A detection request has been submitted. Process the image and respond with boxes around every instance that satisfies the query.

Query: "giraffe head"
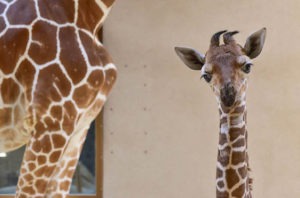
[175,28,266,108]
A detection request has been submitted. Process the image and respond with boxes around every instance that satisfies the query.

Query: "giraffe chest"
[0,0,117,153]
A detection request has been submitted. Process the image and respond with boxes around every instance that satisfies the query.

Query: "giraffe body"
[175,28,266,198]
[0,0,116,197]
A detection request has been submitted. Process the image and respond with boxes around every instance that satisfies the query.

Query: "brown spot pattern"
[0,108,12,126]
[232,183,246,197]
[15,59,36,101]
[0,2,6,14]
[52,134,66,148]
[37,156,47,165]
[59,26,87,84]
[7,0,37,25]
[225,168,239,189]
[238,166,247,179]
[232,138,245,148]
[50,151,61,163]
[77,0,103,32]
[0,17,6,33]
[29,21,57,64]
[34,165,55,177]
[87,70,105,89]
[34,64,72,114]
[23,173,34,181]
[217,181,225,188]
[231,151,246,165]
[59,181,70,191]
[24,150,37,162]
[73,84,97,108]
[1,78,20,104]
[35,179,47,193]
[28,163,36,171]
[34,122,47,137]
[38,0,75,24]
[102,68,117,95]
[50,106,63,121]
[216,168,223,178]
[0,28,29,74]
[79,31,112,66]
[41,135,52,153]
[229,126,245,141]
[62,101,77,134]
[44,117,60,131]
[23,186,35,195]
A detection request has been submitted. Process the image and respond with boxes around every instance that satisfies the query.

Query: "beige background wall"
[102,1,300,197]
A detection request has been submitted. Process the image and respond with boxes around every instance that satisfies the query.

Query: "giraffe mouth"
[220,83,236,107]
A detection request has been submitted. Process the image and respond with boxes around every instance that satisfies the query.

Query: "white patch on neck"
[220,123,229,134]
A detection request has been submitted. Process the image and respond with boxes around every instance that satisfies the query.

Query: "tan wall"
[103,1,300,197]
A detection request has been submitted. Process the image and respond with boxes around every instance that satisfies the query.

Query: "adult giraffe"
[175,28,266,197]
[0,0,116,197]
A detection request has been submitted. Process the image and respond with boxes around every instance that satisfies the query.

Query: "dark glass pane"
[0,146,25,194]
[71,122,96,194]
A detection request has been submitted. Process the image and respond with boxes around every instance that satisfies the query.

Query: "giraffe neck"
[34,0,115,37]
[75,0,115,36]
[216,97,252,198]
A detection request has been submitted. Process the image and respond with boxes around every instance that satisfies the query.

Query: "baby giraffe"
[175,28,266,198]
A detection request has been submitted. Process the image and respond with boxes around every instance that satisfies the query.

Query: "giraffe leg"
[45,97,108,197]
[15,128,71,198]
[15,126,90,198]
[16,96,106,197]
[45,128,89,198]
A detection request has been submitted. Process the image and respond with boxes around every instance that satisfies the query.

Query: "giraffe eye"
[201,73,212,83]
[241,63,253,74]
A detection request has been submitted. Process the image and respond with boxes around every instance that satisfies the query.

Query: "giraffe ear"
[174,47,205,70]
[244,28,266,59]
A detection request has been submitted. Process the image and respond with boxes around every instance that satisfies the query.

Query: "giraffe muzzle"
[220,83,236,107]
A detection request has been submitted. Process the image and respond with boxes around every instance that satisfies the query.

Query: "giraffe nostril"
[220,83,236,107]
